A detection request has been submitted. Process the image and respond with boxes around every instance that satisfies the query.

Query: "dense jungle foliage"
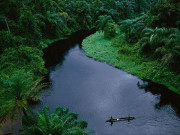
[0,0,179,134]
[21,106,92,135]
[119,1,180,71]
[83,0,180,93]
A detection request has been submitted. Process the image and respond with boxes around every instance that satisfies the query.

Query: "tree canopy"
[0,0,180,134]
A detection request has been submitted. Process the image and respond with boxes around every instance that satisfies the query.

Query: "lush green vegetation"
[82,0,180,94]
[21,106,93,135]
[0,70,46,121]
[1,0,179,134]
[82,32,180,93]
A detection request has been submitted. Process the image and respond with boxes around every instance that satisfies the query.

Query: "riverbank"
[82,31,180,94]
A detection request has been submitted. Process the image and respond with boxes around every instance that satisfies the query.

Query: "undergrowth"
[82,31,180,94]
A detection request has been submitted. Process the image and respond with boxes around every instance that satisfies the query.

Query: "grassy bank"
[82,32,180,94]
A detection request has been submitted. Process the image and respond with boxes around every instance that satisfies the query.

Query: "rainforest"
[0,0,180,135]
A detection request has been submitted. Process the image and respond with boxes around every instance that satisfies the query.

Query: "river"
[34,31,180,135]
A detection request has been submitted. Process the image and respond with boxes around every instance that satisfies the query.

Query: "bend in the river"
[34,30,180,135]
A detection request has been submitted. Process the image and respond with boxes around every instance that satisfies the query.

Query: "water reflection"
[137,81,180,117]
[40,30,180,135]
[42,30,95,82]
[43,30,95,68]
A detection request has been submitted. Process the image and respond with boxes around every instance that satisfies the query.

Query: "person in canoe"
[106,115,135,126]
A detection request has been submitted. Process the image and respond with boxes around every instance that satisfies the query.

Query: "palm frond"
[22,106,90,135]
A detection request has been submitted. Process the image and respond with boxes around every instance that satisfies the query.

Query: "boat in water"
[106,116,135,126]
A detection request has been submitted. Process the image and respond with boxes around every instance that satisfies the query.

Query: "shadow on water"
[41,29,180,135]
[42,29,95,82]
[43,29,95,68]
[43,29,180,119]
[137,81,180,117]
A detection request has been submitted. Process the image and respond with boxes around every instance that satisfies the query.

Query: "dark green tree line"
[0,0,160,134]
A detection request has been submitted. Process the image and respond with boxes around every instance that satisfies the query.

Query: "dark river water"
[35,31,180,135]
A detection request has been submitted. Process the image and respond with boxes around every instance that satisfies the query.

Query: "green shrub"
[0,31,25,53]
[0,46,47,76]
[0,69,46,122]
[140,27,180,71]
[96,15,113,31]
[147,2,180,28]
[21,106,93,135]
[104,22,119,39]
[119,15,147,43]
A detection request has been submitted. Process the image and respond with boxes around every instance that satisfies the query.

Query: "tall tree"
[0,70,46,123]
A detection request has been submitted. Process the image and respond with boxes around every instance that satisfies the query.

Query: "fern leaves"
[21,106,91,135]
